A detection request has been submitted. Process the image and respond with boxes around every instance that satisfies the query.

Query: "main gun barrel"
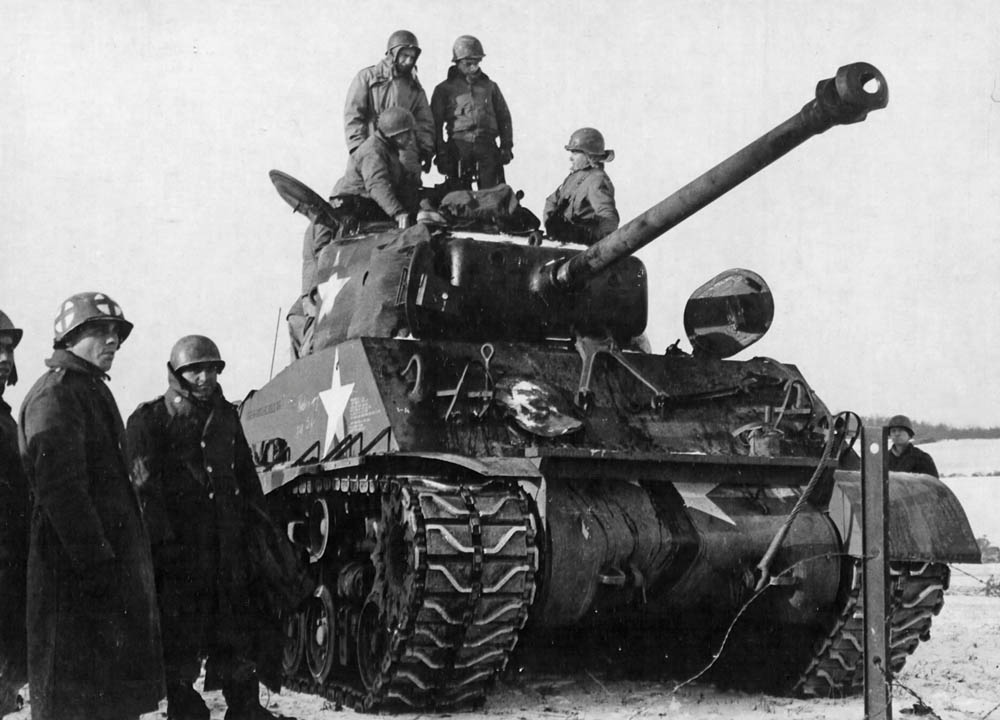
[548,62,888,291]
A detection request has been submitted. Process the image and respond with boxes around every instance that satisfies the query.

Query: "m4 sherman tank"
[241,62,980,711]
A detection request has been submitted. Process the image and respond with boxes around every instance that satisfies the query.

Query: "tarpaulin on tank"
[310,224,431,351]
[829,470,980,562]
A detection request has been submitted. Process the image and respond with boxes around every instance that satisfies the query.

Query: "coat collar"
[446,65,492,84]
[375,55,422,85]
[165,363,227,413]
[45,348,110,379]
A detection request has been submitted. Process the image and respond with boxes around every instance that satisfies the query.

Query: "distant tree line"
[864,416,1000,443]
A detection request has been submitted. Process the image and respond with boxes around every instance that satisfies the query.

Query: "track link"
[793,560,948,697]
[281,473,537,712]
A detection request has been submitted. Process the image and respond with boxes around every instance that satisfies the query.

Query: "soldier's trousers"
[163,608,254,702]
[446,136,505,190]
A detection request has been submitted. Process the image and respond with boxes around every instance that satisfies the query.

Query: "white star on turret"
[672,483,736,526]
[318,349,354,456]
[316,273,350,320]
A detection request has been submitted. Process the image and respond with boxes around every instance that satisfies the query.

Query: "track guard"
[828,470,980,563]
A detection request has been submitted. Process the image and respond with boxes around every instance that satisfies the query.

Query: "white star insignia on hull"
[318,349,355,456]
[317,273,350,321]
[672,482,736,526]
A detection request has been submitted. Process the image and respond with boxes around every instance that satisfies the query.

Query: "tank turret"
[243,62,979,713]
[287,64,886,352]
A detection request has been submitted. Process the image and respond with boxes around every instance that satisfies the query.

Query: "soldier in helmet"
[126,336,293,720]
[330,106,420,231]
[344,30,435,180]
[431,35,514,190]
[18,292,164,720]
[0,310,28,716]
[886,414,939,477]
[543,128,620,245]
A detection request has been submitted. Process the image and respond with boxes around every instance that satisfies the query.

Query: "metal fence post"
[862,424,892,720]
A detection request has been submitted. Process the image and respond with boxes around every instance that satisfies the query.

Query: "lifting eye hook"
[401,353,427,401]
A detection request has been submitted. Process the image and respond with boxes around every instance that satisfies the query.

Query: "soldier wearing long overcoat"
[127,335,286,720]
[18,293,163,720]
[0,310,28,716]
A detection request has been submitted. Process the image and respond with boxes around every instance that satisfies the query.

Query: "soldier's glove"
[395,213,411,229]
[500,148,514,165]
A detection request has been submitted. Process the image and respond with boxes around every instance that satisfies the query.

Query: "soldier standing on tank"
[18,292,164,720]
[431,35,514,190]
[345,30,435,182]
[331,107,420,231]
[0,310,28,717]
[886,414,939,477]
[543,128,620,245]
[127,336,293,720]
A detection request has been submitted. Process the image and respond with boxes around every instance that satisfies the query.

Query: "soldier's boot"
[166,682,210,720]
[222,672,297,720]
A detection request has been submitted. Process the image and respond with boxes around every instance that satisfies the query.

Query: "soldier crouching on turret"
[329,107,421,233]
[127,337,298,720]
[431,35,514,191]
[543,127,620,245]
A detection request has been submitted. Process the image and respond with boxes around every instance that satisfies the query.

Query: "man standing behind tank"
[331,107,420,230]
[0,310,28,716]
[543,128,620,245]
[126,336,289,720]
[886,414,939,477]
[345,30,435,181]
[18,292,163,720]
[431,35,513,190]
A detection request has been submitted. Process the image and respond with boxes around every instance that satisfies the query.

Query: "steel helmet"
[53,292,133,347]
[377,106,416,137]
[565,127,615,162]
[0,309,22,386]
[887,414,914,437]
[0,310,23,348]
[169,335,225,373]
[386,30,421,57]
[452,35,485,62]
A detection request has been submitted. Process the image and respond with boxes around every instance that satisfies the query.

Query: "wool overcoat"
[0,395,28,714]
[18,350,164,720]
[126,374,262,656]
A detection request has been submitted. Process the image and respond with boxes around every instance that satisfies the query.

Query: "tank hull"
[241,337,978,709]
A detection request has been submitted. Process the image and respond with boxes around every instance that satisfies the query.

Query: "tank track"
[793,560,948,697]
[281,473,538,712]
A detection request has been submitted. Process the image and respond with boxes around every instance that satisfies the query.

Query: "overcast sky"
[3,1,999,432]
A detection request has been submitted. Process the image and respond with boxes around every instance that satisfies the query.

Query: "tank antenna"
[269,306,282,379]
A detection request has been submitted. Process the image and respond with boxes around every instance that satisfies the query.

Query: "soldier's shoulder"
[128,396,168,422]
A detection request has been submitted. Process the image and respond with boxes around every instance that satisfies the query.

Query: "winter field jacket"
[331,132,418,218]
[344,55,435,162]
[544,166,620,245]
[431,66,513,154]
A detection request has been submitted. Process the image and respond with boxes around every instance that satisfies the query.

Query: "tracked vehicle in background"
[240,62,980,711]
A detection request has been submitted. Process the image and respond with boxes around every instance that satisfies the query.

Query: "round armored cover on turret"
[269,170,339,228]
[683,268,774,359]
